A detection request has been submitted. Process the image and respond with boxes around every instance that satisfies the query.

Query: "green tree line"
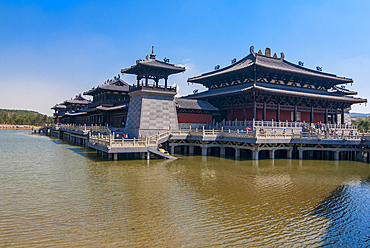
[357,117,370,133]
[0,109,52,125]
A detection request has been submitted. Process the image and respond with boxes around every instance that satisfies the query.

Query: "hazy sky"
[1,0,370,116]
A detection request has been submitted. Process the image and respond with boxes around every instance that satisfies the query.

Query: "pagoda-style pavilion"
[84,76,130,127]
[56,94,90,124]
[51,104,66,124]
[121,46,185,88]
[187,46,366,124]
[121,47,186,137]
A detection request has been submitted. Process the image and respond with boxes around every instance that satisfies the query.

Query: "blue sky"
[1,0,370,116]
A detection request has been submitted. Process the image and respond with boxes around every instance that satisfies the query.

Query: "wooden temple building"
[187,46,366,125]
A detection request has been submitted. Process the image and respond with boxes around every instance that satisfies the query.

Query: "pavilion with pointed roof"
[186,46,366,124]
[121,46,185,88]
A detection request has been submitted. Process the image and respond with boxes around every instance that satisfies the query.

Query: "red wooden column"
[263,102,267,121]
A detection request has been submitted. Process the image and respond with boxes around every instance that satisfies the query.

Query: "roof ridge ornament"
[265,47,271,57]
[280,52,285,60]
[250,46,256,56]
[150,45,156,59]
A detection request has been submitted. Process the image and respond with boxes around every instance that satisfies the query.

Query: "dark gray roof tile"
[176,98,218,111]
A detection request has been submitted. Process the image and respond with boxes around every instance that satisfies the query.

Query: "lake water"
[1,130,370,247]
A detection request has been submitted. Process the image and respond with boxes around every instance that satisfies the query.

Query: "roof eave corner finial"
[250,46,256,56]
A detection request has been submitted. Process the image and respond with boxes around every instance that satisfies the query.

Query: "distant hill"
[350,113,370,118]
[0,109,52,125]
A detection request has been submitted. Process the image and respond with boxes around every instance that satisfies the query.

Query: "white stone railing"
[207,119,358,130]
[325,123,358,130]
[150,126,361,141]
[293,131,361,140]
[47,124,110,133]
[89,132,157,147]
[208,119,305,129]
[50,125,364,148]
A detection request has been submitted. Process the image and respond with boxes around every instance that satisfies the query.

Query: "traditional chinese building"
[51,104,66,124]
[83,76,130,127]
[57,94,90,124]
[187,46,366,124]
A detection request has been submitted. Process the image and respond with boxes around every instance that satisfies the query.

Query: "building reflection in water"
[311,176,370,247]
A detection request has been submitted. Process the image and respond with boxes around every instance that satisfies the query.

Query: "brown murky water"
[1,130,370,247]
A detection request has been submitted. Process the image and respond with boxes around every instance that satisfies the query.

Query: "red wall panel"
[266,109,276,120]
[256,109,262,120]
[314,113,324,123]
[246,108,253,120]
[234,109,244,120]
[178,113,213,124]
[280,110,291,122]
[301,112,310,122]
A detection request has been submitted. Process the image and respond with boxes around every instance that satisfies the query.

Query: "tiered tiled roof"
[175,98,218,111]
[84,77,129,96]
[63,94,90,105]
[185,82,366,104]
[188,46,353,89]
